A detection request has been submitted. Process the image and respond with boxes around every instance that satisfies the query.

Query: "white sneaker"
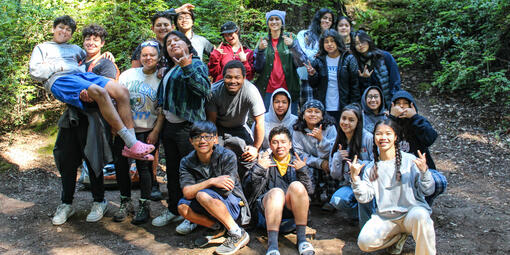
[176,219,197,235]
[151,210,184,227]
[86,200,108,222]
[52,203,75,225]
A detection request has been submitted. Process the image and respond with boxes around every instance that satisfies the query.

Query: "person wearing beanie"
[208,21,254,82]
[254,10,307,115]
[292,99,337,202]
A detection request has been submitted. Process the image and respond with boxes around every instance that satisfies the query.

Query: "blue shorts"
[178,188,241,221]
[256,192,295,229]
[51,72,111,109]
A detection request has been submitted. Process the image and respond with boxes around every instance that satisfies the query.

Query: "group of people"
[28,4,447,255]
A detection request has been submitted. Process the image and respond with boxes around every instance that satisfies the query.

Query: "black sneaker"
[131,199,150,225]
[195,227,226,247]
[113,197,134,222]
[215,228,249,255]
[150,185,163,201]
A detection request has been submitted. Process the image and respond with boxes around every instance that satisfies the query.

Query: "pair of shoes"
[151,210,184,227]
[113,197,134,222]
[52,204,75,225]
[298,241,315,255]
[195,226,226,247]
[122,141,155,161]
[215,228,249,255]
[176,219,197,235]
[387,233,408,254]
[150,185,163,201]
[131,199,151,225]
[86,200,108,222]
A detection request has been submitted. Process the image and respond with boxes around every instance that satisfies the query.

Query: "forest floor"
[1,69,510,255]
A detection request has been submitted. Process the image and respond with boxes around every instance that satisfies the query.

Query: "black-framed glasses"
[192,135,215,142]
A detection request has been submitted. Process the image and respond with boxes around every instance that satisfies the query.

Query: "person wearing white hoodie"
[254,88,298,150]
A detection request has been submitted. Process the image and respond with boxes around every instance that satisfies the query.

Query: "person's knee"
[178,203,190,217]
[357,231,378,252]
[88,84,107,99]
[106,81,129,101]
[408,207,432,224]
[264,188,285,206]
[196,190,213,204]
[288,181,307,196]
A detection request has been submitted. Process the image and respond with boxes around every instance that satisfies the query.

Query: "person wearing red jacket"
[208,21,254,82]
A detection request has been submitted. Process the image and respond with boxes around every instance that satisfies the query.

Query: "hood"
[391,90,418,113]
[266,88,295,124]
[361,86,386,116]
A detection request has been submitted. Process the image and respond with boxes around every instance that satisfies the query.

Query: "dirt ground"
[1,69,510,254]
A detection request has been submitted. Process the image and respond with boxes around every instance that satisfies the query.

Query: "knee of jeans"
[408,207,431,224]
[330,194,351,209]
[357,233,375,252]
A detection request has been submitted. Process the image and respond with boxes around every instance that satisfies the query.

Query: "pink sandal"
[122,141,155,159]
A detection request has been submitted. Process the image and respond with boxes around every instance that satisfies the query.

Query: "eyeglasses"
[178,16,192,21]
[141,41,159,47]
[192,135,215,142]
[367,95,380,100]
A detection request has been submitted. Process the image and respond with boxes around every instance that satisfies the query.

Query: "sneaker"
[176,219,197,235]
[150,185,163,201]
[86,200,108,222]
[387,233,408,255]
[151,210,183,227]
[195,227,226,247]
[113,197,134,222]
[131,199,151,225]
[52,203,75,225]
[122,141,155,160]
[215,228,249,255]
[297,241,315,255]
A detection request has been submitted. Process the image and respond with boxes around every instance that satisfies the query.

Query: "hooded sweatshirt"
[361,86,388,133]
[254,88,298,150]
[390,90,438,170]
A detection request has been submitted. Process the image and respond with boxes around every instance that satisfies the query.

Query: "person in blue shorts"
[29,15,154,161]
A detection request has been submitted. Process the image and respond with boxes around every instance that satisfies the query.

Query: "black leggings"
[113,131,158,200]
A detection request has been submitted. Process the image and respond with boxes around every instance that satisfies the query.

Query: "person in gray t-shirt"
[207,60,265,175]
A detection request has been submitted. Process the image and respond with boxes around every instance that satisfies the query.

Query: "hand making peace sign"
[413,150,429,173]
[348,155,365,180]
[303,61,316,76]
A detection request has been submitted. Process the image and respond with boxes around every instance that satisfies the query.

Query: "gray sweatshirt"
[352,151,435,220]
[292,125,337,169]
[29,41,86,92]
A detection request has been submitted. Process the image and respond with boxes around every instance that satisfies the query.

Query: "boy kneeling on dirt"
[177,121,250,255]
[29,15,154,161]
[245,126,316,255]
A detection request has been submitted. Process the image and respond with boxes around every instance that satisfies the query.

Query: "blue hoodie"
[390,90,438,170]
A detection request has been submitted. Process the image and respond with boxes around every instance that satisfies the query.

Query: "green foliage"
[355,0,510,104]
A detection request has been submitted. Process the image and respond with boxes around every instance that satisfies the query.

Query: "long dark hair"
[370,118,402,182]
[351,30,384,70]
[331,103,363,158]
[318,29,346,56]
[293,107,336,133]
[335,16,355,45]
[163,30,198,68]
[304,8,335,48]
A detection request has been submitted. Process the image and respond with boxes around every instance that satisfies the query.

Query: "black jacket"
[309,52,360,111]
[179,145,251,225]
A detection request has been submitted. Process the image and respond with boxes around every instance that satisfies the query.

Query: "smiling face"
[83,35,104,57]
[177,13,193,31]
[374,124,396,152]
[166,34,189,60]
[273,93,290,118]
[268,16,282,32]
[337,19,351,37]
[320,13,333,31]
[303,107,323,127]
[355,36,369,54]
[222,31,239,46]
[152,17,172,42]
[323,36,339,55]
[224,68,245,95]
[190,132,218,155]
[270,133,292,161]
[140,46,159,71]
[366,88,382,113]
[339,110,358,135]
[52,23,73,44]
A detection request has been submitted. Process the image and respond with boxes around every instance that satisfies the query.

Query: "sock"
[267,230,279,252]
[228,223,242,238]
[210,222,221,230]
[296,225,307,245]
[128,128,136,138]
[117,127,137,148]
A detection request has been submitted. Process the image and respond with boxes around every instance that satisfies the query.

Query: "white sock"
[228,223,242,237]
[117,127,137,148]
[128,128,136,138]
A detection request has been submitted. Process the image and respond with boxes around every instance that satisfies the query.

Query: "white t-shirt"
[119,67,161,132]
[326,56,340,111]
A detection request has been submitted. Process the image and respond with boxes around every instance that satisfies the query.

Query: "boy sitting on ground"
[29,15,153,160]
